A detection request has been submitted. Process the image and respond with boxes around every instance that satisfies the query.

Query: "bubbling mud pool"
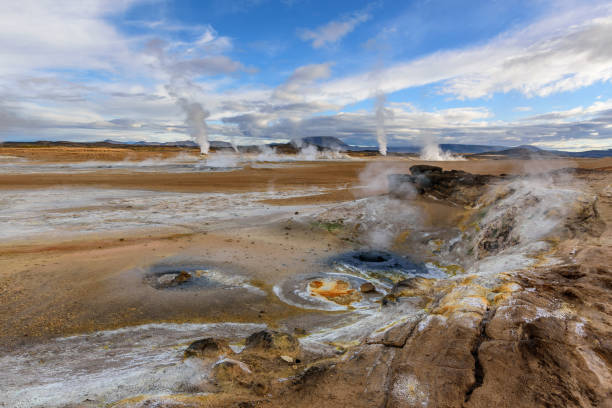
[329,250,445,286]
[142,262,266,296]
[274,251,445,311]
[274,272,377,311]
[270,250,449,354]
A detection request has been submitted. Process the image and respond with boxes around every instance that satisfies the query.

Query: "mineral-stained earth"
[0,147,610,407]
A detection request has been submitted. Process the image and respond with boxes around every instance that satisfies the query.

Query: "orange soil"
[309,279,361,305]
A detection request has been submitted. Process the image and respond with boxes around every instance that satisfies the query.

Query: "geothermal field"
[0,145,610,407]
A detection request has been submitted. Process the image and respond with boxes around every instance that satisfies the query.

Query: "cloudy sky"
[1,0,612,151]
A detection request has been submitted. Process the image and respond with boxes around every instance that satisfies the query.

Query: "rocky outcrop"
[476,209,519,258]
[160,170,612,407]
[184,331,308,399]
[564,196,606,237]
[388,165,498,205]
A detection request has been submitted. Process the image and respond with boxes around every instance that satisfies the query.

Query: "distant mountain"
[439,144,508,154]
[102,139,127,144]
[2,140,610,157]
[349,144,509,154]
[106,139,234,148]
[564,149,612,158]
[475,145,612,158]
[516,144,546,152]
[347,145,383,152]
[132,140,199,147]
[474,146,560,158]
[209,141,234,149]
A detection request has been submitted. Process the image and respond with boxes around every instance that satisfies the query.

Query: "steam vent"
[2,2,612,407]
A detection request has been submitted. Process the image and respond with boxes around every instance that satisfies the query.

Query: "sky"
[1,0,612,151]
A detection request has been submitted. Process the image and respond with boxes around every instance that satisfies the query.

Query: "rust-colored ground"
[1,147,611,407]
[0,146,609,194]
[0,145,192,162]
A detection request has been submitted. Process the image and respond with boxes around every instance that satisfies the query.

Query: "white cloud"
[306,3,612,105]
[0,0,145,75]
[522,99,612,122]
[1,0,612,152]
[299,9,370,48]
[189,25,233,53]
[273,63,334,102]
[532,138,612,151]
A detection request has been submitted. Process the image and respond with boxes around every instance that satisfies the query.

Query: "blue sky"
[1,0,611,151]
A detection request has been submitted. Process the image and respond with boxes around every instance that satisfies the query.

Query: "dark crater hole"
[329,250,428,278]
[356,251,390,263]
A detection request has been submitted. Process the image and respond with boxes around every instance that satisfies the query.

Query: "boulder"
[244,330,300,357]
[185,338,231,358]
[360,282,376,293]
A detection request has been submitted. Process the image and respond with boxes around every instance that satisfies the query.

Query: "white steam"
[204,151,240,168]
[375,93,387,156]
[147,40,211,155]
[177,97,210,154]
[296,144,319,160]
[344,162,418,249]
[252,144,349,162]
[420,141,465,161]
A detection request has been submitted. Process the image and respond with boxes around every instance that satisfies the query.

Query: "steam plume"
[375,93,387,156]
[420,140,465,161]
[177,97,209,155]
[147,39,211,155]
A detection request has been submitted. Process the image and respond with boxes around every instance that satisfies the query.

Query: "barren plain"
[0,147,610,407]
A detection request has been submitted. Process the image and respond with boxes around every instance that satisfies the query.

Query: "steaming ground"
[0,150,351,174]
[0,149,610,407]
[0,187,331,243]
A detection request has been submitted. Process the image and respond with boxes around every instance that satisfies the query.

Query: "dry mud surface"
[0,148,610,408]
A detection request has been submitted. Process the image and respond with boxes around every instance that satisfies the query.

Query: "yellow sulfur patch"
[308,279,362,306]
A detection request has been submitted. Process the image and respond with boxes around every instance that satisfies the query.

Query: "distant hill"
[1,140,610,157]
[564,149,612,158]
[209,141,235,149]
[131,140,199,147]
[474,145,612,158]
[439,144,508,154]
[351,144,509,154]
[474,146,560,159]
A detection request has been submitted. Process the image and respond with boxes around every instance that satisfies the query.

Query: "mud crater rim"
[274,272,379,311]
[143,264,240,291]
[330,250,428,273]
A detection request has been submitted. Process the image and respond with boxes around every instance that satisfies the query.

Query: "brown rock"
[388,165,497,205]
[172,270,192,284]
[244,330,300,355]
[360,282,375,293]
[185,338,231,358]
[213,358,253,386]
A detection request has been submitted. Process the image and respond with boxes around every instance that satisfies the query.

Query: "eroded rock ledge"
[119,168,611,408]
[388,165,500,205]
